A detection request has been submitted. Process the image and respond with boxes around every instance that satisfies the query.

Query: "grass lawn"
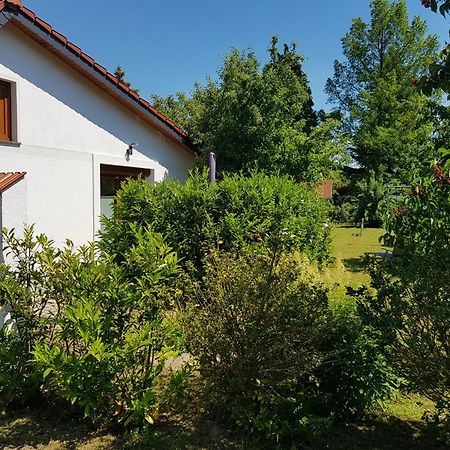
[331,226,388,267]
[0,227,445,450]
[330,225,388,286]
[310,225,388,304]
[0,397,445,450]
[0,408,119,450]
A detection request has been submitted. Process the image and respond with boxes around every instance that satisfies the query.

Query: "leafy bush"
[355,171,388,227]
[0,328,41,408]
[181,251,329,441]
[0,226,183,427]
[0,227,67,408]
[318,305,400,419]
[180,250,397,442]
[100,170,331,274]
[356,152,450,424]
[330,195,358,224]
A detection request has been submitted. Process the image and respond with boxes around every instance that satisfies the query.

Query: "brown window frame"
[100,164,152,198]
[0,80,12,142]
[100,164,151,179]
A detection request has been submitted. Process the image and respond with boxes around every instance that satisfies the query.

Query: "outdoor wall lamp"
[127,143,138,157]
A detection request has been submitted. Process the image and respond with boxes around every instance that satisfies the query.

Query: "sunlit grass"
[331,225,388,284]
[383,394,435,422]
[319,225,389,303]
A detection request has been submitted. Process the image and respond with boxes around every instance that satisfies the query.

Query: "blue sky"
[25,0,449,111]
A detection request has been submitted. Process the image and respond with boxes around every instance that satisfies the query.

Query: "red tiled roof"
[0,0,196,155]
[0,171,26,193]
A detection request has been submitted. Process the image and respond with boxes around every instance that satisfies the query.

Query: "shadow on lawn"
[0,408,447,450]
[343,256,366,272]
[146,417,447,450]
[313,417,447,450]
[343,251,391,273]
[0,407,120,450]
[0,408,244,450]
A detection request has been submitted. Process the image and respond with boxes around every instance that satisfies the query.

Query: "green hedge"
[100,170,330,272]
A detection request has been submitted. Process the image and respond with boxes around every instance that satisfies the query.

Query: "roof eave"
[0,171,26,194]
[0,4,198,157]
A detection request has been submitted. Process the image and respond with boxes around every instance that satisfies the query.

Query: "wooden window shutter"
[0,81,12,141]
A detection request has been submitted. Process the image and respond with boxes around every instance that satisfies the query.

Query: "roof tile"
[94,63,107,76]
[35,17,51,33]
[20,6,35,20]
[81,52,94,66]
[120,83,131,93]
[6,0,23,7]
[66,41,81,56]
[106,72,118,83]
[51,30,68,45]
[129,91,140,101]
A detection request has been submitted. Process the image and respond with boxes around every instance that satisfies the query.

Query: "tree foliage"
[422,0,450,15]
[114,65,140,94]
[152,38,345,182]
[356,150,450,423]
[327,0,438,180]
[420,0,450,97]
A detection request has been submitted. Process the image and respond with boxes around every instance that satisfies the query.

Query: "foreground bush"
[357,153,450,424]
[0,228,65,407]
[0,221,399,439]
[0,328,41,407]
[181,251,398,442]
[318,305,400,418]
[100,170,331,273]
[0,226,183,426]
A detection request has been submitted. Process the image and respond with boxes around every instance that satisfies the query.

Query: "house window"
[100,164,151,220]
[0,80,12,142]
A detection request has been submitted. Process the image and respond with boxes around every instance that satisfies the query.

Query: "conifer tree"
[114,65,140,94]
[326,0,439,180]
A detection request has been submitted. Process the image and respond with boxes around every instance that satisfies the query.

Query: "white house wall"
[0,24,194,246]
[0,177,26,263]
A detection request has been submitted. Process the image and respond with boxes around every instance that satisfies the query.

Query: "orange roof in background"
[0,171,26,193]
[319,179,333,199]
[0,0,196,154]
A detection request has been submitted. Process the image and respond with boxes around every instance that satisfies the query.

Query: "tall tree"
[326,0,439,181]
[152,38,344,183]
